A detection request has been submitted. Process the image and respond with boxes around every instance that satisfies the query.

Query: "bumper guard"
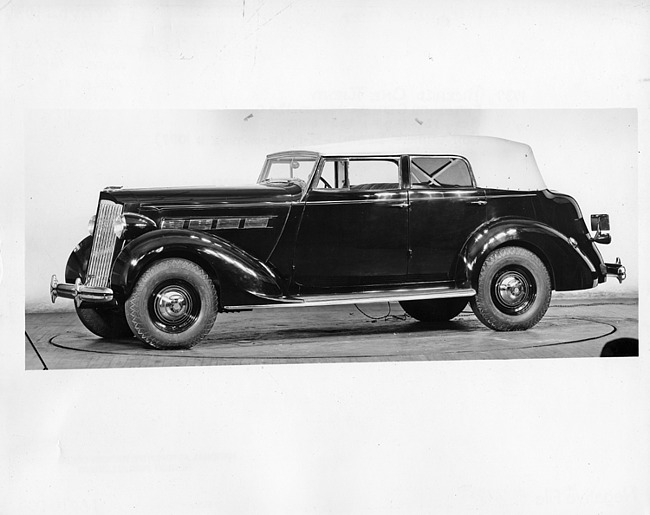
[605,258,626,283]
[50,275,114,304]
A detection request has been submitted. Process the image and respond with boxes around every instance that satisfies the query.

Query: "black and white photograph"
[1,1,649,514]
[25,109,638,368]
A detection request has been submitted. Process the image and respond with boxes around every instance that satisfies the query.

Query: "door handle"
[468,200,487,205]
[390,203,409,209]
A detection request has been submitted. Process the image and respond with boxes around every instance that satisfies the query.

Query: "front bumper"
[50,275,114,304]
[604,258,626,283]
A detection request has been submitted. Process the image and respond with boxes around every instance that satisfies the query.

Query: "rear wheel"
[399,298,468,322]
[471,246,551,331]
[125,258,218,349]
[75,303,134,339]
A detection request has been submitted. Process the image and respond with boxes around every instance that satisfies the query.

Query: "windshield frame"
[257,151,321,187]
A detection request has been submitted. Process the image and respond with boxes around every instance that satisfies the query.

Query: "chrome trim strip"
[408,194,484,200]
[572,242,597,273]
[266,150,321,160]
[305,198,408,206]
[225,287,476,310]
[153,202,287,210]
[485,193,538,198]
[547,225,597,274]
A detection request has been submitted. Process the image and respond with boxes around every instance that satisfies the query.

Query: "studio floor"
[25,294,639,370]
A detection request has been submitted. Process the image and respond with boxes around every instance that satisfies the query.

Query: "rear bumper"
[50,275,114,304]
[605,258,626,283]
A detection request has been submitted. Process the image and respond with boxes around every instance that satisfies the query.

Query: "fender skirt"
[457,219,597,291]
[110,230,285,305]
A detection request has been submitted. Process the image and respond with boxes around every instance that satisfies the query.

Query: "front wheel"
[125,258,218,349]
[471,246,551,331]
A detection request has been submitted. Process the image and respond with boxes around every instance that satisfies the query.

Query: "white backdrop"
[26,109,638,312]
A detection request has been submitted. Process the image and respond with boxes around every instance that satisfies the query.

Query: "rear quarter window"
[411,156,473,188]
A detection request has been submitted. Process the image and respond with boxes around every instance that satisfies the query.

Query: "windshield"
[258,155,319,186]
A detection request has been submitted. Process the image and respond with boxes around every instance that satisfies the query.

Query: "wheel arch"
[111,230,285,306]
[457,218,595,292]
[483,239,556,290]
[63,236,225,304]
[126,245,223,296]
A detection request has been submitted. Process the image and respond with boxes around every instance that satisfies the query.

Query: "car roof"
[269,136,547,191]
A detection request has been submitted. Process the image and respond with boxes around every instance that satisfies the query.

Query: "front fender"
[111,229,285,304]
[457,218,597,291]
[64,236,93,284]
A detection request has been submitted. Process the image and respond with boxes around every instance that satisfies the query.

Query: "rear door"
[407,155,486,282]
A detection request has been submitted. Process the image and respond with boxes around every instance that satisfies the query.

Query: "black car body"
[51,136,626,348]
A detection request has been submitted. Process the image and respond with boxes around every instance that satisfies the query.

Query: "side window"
[316,158,400,190]
[410,157,473,188]
[318,160,346,189]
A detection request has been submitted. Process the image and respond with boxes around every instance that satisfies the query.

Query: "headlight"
[88,215,96,236]
[113,214,127,239]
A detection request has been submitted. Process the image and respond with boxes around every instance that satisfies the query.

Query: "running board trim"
[225,287,476,310]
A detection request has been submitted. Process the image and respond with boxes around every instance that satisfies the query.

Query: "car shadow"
[600,337,639,357]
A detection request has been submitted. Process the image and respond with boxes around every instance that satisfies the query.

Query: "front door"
[292,156,409,292]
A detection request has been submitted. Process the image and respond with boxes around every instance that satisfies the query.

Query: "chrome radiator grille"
[86,199,123,288]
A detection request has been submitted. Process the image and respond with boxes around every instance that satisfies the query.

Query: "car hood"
[102,181,304,207]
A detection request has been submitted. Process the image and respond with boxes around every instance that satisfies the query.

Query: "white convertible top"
[281,136,547,191]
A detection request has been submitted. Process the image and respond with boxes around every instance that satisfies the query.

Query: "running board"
[225,286,476,310]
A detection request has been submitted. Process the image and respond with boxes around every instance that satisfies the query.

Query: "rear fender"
[456,218,597,291]
[111,230,285,304]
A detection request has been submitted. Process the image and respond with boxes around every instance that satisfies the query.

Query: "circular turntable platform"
[49,307,617,362]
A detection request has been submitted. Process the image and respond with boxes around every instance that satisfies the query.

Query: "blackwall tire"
[125,258,218,349]
[399,298,468,322]
[470,246,551,331]
[75,303,134,339]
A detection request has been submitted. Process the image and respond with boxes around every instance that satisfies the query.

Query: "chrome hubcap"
[155,287,192,323]
[497,273,528,307]
[492,268,536,315]
[150,282,200,332]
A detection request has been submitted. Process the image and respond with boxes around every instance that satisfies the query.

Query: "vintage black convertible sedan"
[50,136,626,349]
